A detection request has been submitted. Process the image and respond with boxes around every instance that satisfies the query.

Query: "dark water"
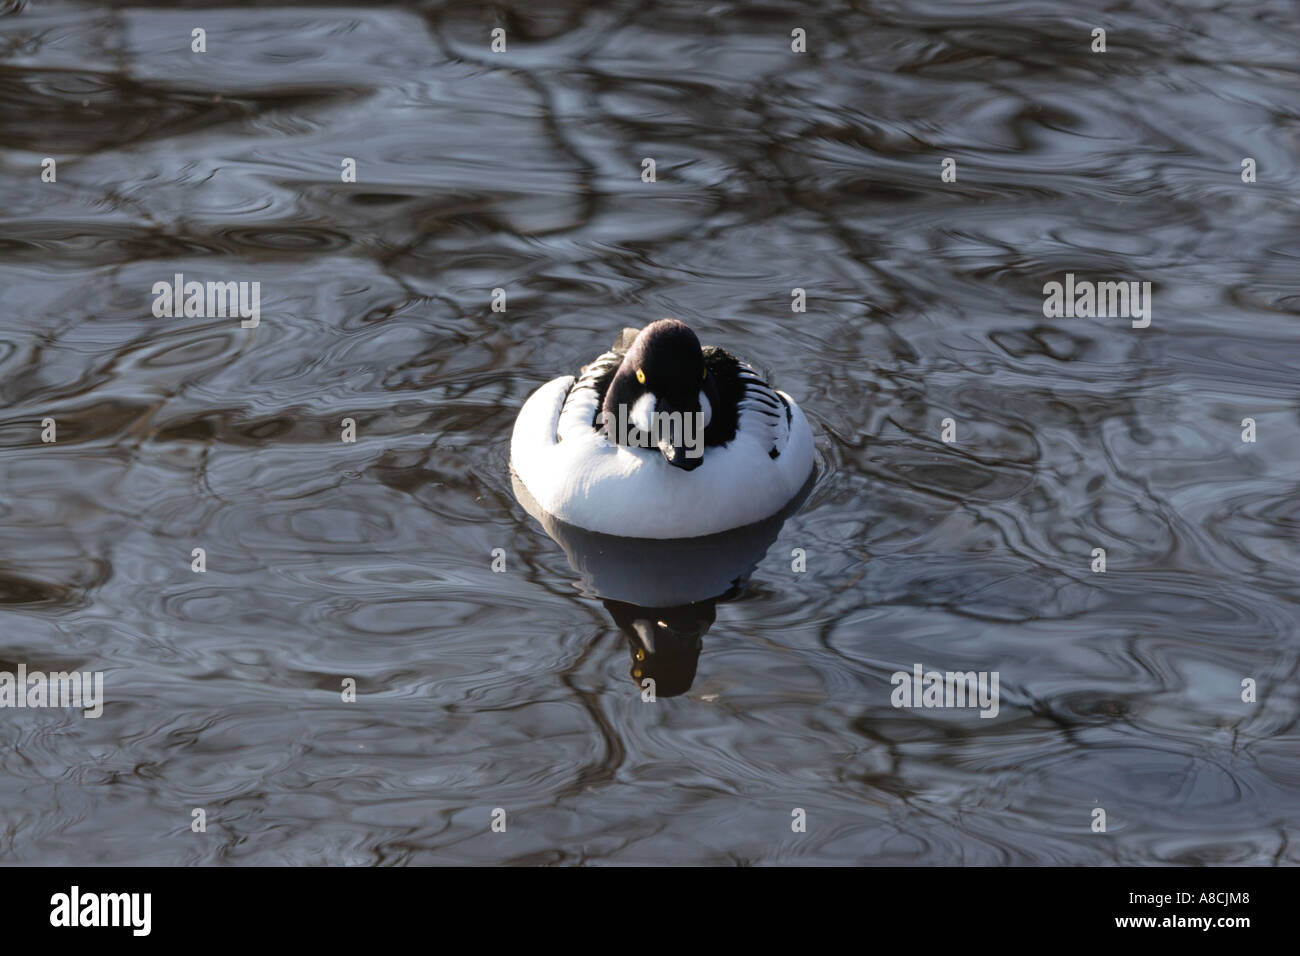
[1,0,1298,865]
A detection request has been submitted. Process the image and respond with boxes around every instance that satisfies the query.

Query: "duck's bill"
[657,438,703,470]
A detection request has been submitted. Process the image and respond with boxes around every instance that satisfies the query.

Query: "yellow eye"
[635,368,646,384]
[635,649,645,661]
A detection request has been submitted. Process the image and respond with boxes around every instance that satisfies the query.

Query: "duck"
[510,319,815,538]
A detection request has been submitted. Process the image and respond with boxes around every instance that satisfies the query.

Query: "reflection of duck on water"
[511,469,813,697]
[604,598,717,700]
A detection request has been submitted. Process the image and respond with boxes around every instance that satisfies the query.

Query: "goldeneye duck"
[510,319,815,538]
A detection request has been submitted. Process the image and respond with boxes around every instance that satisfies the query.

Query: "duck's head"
[601,319,716,471]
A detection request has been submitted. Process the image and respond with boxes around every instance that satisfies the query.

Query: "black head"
[601,319,717,471]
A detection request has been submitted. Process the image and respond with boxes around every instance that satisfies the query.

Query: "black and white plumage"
[511,319,815,539]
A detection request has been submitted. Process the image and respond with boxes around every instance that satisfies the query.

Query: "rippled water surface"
[2,0,1299,865]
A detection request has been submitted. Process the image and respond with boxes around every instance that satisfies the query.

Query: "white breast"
[511,370,815,539]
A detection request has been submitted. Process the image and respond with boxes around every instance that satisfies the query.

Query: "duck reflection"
[511,470,814,697]
[605,598,716,698]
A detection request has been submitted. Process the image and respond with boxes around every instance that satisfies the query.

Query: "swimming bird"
[510,319,814,538]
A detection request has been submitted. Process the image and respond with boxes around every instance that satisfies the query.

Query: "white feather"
[511,366,815,539]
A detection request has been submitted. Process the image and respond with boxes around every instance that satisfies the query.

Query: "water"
[1,0,1298,865]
